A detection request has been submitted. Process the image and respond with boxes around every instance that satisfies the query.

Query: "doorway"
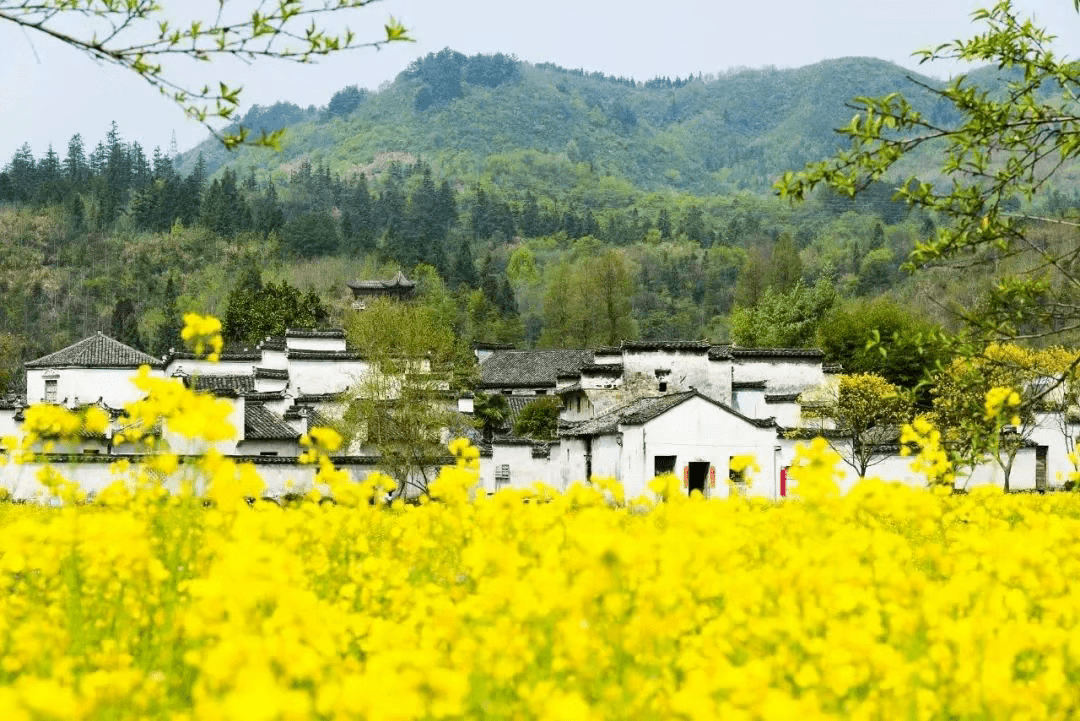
[688,462,709,496]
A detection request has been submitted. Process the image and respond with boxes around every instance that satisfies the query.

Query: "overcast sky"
[2,0,1079,162]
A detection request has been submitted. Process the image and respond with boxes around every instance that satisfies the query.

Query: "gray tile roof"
[563,392,696,437]
[765,392,802,403]
[287,350,364,361]
[169,350,261,361]
[285,328,346,338]
[347,271,415,291]
[479,349,594,389]
[730,347,825,359]
[563,390,776,437]
[580,363,623,375]
[190,375,255,393]
[732,380,767,390]
[621,340,711,352]
[258,336,287,351]
[244,403,299,441]
[254,367,289,380]
[709,345,733,360]
[26,333,163,369]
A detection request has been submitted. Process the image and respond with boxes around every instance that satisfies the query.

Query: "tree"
[223,267,329,346]
[929,343,1044,490]
[326,85,367,118]
[730,277,837,348]
[0,2,409,147]
[801,373,913,478]
[777,1,1080,348]
[473,392,509,442]
[817,298,948,409]
[512,398,561,441]
[342,298,477,496]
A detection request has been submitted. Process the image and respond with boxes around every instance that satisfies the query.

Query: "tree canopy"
[778,0,1080,348]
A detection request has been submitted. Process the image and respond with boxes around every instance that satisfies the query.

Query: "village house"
[0,328,1067,501]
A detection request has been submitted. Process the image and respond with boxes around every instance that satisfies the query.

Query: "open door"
[687,462,709,496]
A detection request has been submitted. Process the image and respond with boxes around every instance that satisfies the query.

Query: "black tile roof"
[258,336,287,351]
[295,392,345,403]
[730,347,825,359]
[621,340,711,352]
[244,403,300,441]
[26,333,163,369]
[563,390,776,437]
[732,380,767,390]
[580,363,623,375]
[190,375,255,393]
[479,349,594,389]
[254,367,289,380]
[287,350,364,361]
[765,392,802,403]
[169,350,262,361]
[285,328,346,338]
[347,271,415,291]
[708,345,733,360]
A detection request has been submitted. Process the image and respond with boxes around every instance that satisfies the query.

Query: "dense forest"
[0,52,1077,395]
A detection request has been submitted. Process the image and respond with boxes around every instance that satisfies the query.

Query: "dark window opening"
[260,451,279,457]
[654,455,676,477]
[658,381,667,392]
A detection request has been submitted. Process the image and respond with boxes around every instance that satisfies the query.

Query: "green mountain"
[180,53,954,198]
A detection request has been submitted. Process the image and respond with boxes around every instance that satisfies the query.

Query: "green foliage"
[282,212,340,257]
[539,246,639,348]
[343,298,477,493]
[731,278,837,348]
[513,397,561,440]
[817,298,948,408]
[778,1,1080,345]
[222,265,329,346]
[473,392,510,441]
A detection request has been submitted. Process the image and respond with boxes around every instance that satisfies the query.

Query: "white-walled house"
[25,332,166,407]
[6,329,1080,502]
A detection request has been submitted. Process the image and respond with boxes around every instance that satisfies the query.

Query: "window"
[44,379,57,403]
[729,456,747,484]
[654,455,676,477]
[658,382,667,392]
[260,451,279,457]
[495,464,511,486]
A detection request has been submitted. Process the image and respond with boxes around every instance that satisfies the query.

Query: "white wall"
[574,396,782,500]
[486,443,557,492]
[621,350,728,403]
[733,357,824,395]
[765,399,800,427]
[733,388,766,419]
[166,358,260,378]
[27,367,165,408]
[285,336,347,352]
[288,359,369,396]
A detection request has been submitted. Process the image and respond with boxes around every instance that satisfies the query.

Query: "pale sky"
[2,0,1079,162]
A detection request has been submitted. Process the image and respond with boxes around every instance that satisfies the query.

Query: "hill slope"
[180,54,954,197]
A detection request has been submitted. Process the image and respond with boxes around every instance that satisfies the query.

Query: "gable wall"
[27,367,164,407]
[733,357,823,395]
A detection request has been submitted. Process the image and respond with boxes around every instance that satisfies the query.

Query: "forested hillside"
[1,51,1076,395]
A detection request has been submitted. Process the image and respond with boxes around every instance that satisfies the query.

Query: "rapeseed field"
[1,315,1079,719]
